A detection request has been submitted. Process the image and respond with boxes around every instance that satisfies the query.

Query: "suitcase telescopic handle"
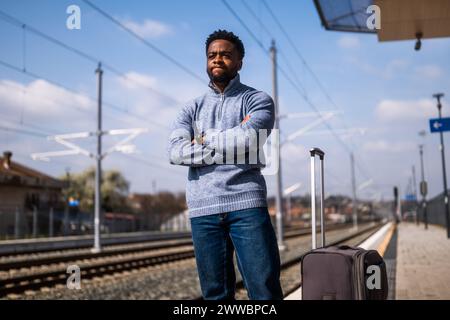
[310,148,325,249]
[310,148,324,160]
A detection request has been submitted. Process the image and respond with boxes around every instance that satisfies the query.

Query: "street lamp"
[432,93,450,238]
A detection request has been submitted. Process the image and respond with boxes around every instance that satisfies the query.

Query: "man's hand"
[191,115,250,145]
[191,135,205,145]
[241,114,251,125]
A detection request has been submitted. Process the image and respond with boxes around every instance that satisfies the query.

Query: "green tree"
[60,167,130,212]
[131,192,186,230]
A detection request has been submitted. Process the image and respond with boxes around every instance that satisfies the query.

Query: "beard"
[207,68,236,84]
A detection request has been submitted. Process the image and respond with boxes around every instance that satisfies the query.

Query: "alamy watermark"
[366,5,381,30]
[66,264,81,290]
[169,125,280,175]
[366,265,382,290]
[66,5,81,30]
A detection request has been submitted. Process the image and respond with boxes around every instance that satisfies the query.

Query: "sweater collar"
[208,73,241,96]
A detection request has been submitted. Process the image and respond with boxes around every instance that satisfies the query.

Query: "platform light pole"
[433,93,450,238]
[412,165,418,225]
[419,144,428,229]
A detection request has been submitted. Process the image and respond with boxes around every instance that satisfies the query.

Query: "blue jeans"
[190,206,283,300]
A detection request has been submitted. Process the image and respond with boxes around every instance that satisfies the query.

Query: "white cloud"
[346,57,409,79]
[0,79,94,123]
[110,71,209,140]
[281,143,307,162]
[114,70,204,109]
[414,65,443,79]
[337,36,360,49]
[117,71,158,91]
[384,59,409,78]
[122,18,173,39]
[113,71,176,127]
[362,140,415,153]
[348,58,445,81]
[375,99,438,122]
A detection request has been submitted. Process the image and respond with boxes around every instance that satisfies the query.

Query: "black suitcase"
[301,148,388,300]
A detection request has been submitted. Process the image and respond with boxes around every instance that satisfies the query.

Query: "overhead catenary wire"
[245,0,354,143]
[0,59,136,127]
[241,0,367,181]
[81,0,207,85]
[0,11,187,185]
[0,9,182,107]
[0,72,126,126]
[0,3,376,193]
[225,0,380,203]
[1,114,60,136]
[81,0,363,189]
[240,0,307,96]
[0,58,170,130]
[0,121,185,180]
[259,0,374,179]
[0,59,93,114]
[260,0,351,124]
[0,62,182,180]
[222,0,353,155]
[0,125,47,138]
[224,0,378,186]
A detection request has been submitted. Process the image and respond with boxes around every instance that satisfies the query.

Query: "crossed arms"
[167,93,275,167]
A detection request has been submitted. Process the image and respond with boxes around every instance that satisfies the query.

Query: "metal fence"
[0,206,68,240]
[0,206,191,240]
[422,191,449,227]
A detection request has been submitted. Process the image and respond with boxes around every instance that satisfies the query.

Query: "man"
[167,30,283,300]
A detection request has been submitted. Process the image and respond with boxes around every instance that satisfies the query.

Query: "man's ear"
[238,60,243,71]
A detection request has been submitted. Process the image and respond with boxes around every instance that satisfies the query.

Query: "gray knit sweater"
[167,74,275,218]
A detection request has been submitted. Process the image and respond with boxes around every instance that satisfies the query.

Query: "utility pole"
[32,205,38,238]
[14,206,20,239]
[419,144,428,229]
[270,40,285,250]
[433,93,450,238]
[31,63,147,250]
[93,62,103,253]
[64,167,70,236]
[350,152,358,229]
[397,186,402,222]
[49,207,54,237]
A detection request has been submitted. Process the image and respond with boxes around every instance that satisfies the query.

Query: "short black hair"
[205,29,245,59]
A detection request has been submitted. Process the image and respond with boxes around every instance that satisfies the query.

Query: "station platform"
[285,222,450,300]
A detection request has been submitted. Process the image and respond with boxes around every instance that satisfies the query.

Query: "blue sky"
[1,0,449,201]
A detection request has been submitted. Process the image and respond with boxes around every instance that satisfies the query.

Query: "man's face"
[206,39,242,84]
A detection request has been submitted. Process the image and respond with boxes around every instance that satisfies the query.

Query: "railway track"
[0,222,378,298]
[0,224,303,259]
[0,231,193,257]
[0,223,352,271]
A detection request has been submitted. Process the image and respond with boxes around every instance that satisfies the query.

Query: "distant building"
[127,192,186,231]
[0,151,66,237]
